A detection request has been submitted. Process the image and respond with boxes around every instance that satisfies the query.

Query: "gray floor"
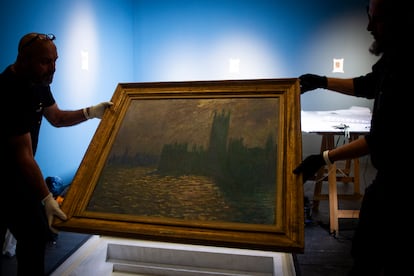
[295,155,375,276]
[294,197,359,276]
[1,231,91,276]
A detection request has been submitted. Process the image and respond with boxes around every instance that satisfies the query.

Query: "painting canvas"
[54,79,304,253]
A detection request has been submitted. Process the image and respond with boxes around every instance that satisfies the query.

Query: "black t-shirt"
[353,54,408,172]
[1,65,55,156]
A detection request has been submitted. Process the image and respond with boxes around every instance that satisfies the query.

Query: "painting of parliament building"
[89,101,278,225]
[56,79,304,253]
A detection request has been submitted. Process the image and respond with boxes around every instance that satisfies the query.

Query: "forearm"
[326,78,355,96]
[44,102,112,127]
[50,109,88,127]
[44,103,88,127]
[21,157,50,200]
[10,134,50,200]
[327,136,369,162]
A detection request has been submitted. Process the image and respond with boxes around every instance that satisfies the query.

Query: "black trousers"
[348,171,405,276]
[1,187,52,276]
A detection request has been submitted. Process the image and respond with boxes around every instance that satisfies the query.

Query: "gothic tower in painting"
[207,110,230,172]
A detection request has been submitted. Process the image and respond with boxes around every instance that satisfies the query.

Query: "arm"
[43,101,113,127]
[8,132,67,231]
[293,136,370,182]
[299,74,355,96]
[326,78,355,96]
[43,103,87,127]
[327,136,369,162]
[9,133,50,200]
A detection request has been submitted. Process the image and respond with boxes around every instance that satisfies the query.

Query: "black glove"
[299,74,327,94]
[293,154,326,183]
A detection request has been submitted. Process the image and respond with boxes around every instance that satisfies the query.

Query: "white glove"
[42,193,68,234]
[83,101,113,119]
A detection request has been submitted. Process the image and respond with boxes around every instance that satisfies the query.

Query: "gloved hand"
[83,101,113,119]
[293,154,326,183]
[42,193,68,234]
[299,74,327,94]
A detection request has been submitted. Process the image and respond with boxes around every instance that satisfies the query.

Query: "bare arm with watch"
[293,136,369,183]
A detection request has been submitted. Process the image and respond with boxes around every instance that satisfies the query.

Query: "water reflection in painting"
[87,98,279,225]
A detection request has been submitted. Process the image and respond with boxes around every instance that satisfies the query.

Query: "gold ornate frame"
[54,78,304,253]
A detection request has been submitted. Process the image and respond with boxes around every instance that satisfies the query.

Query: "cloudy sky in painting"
[110,97,280,157]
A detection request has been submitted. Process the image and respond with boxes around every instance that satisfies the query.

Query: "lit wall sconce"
[332,58,344,73]
[81,50,89,71]
[229,58,240,74]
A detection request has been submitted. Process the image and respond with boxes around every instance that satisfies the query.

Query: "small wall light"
[81,50,89,71]
[229,58,240,74]
[332,58,344,73]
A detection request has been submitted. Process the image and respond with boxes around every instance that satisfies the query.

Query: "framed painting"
[54,78,304,253]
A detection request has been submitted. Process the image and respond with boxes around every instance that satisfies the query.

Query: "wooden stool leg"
[328,163,339,235]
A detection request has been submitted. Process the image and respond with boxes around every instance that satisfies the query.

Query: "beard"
[369,40,383,56]
[42,74,54,86]
[30,72,54,86]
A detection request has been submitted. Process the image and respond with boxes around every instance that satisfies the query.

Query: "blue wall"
[0,0,135,183]
[132,1,378,91]
[0,0,376,183]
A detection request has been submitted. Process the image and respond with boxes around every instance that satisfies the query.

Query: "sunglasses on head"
[19,33,56,52]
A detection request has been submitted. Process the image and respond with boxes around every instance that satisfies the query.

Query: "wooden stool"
[312,133,362,235]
